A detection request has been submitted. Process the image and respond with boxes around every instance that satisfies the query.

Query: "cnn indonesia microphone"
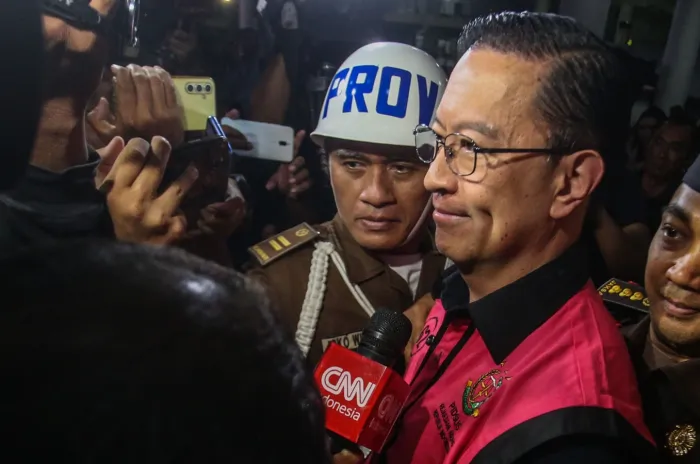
[314,309,412,456]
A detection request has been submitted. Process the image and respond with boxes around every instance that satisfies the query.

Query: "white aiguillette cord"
[295,230,375,356]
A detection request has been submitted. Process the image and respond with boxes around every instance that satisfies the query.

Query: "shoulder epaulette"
[597,278,650,314]
[248,222,320,267]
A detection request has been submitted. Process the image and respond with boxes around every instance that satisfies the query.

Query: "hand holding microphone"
[315,309,413,459]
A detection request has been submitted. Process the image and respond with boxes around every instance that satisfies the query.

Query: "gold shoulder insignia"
[597,278,649,313]
[248,222,320,266]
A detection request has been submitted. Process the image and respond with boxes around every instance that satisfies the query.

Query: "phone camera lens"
[186,84,194,92]
[205,84,212,93]
[196,84,203,92]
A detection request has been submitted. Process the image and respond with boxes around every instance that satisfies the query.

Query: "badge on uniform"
[321,331,363,352]
[462,363,511,418]
[248,223,320,266]
[597,278,650,314]
[667,424,697,457]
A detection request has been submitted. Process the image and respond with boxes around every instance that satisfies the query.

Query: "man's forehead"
[438,48,545,137]
[658,123,693,142]
[667,186,700,222]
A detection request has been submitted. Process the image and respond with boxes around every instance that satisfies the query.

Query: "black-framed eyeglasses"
[413,124,567,177]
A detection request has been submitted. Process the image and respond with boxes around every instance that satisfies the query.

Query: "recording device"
[314,309,412,455]
[42,0,140,54]
[162,116,232,228]
[173,77,217,132]
[221,118,295,163]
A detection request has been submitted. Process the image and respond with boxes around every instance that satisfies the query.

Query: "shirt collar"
[440,244,589,364]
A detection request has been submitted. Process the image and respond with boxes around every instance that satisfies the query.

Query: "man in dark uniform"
[248,42,448,365]
[626,154,700,462]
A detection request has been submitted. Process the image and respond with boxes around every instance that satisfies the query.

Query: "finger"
[290,181,311,199]
[288,156,306,174]
[144,67,168,115]
[223,126,252,150]
[87,100,117,138]
[266,171,280,191]
[92,97,112,121]
[128,64,154,117]
[209,197,245,216]
[131,136,172,195]
[291,169,310,186]
[97,136,126,162]
[112,64,137,124]
[110,138,151,189]
[153,165,199,218]
[95,136,126,190]
[89,0,119,16]
[293,130,306,154]
[224,109,240,119]
[156,66,178,109]
[164,215,188,244]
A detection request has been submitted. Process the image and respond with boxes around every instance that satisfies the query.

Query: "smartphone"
[162,117,232,228]
[173,76,217,132]
[221,118,295,163]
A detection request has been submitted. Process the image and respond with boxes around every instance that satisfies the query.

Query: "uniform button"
[426,335,436,346]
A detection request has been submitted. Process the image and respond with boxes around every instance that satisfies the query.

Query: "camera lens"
[196,84,203,92]
[186,84,194,92]
[205,84,212,93]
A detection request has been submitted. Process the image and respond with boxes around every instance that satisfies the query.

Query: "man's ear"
[550,149,604,220]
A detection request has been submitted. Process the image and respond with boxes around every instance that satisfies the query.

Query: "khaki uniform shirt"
[625,317,700,462]
[247,215,446,365]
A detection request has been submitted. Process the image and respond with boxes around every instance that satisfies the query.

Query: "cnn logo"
[320,366,377,407]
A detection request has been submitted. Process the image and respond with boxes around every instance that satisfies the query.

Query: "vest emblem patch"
[462,362,511,418]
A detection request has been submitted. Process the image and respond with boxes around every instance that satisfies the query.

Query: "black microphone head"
[357,309,412,367]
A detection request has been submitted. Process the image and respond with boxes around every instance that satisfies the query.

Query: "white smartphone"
[221,118,295,163]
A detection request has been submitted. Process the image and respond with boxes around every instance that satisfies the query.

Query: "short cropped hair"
[458,12,631,163]
[0,241,329,463]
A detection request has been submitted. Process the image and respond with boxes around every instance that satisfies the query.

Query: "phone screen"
[162,119,232,228]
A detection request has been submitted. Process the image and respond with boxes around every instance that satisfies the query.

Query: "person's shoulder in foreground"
[0,240,331,463]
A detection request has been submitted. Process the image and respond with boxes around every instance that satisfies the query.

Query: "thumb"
[224,109,241,120]
[94,97,112,121]
[88,98,117,136]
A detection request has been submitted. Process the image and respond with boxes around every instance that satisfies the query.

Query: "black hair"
[458,12,632,164]
[1,0,43,190]
[0,241,330,463]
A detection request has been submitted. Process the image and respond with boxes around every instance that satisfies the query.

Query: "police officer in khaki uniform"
[248,43,448,365]
[623,155,700,462]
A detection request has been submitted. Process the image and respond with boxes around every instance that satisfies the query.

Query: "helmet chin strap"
[329,156,432,252]
[399,199,432,249]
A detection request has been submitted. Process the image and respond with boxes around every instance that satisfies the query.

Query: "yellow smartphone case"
[172,76,217,132]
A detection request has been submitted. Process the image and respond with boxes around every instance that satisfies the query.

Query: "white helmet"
[311,42,447,148]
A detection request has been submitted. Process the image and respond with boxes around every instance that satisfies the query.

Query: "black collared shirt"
[626,318,700,462]
[384,245,655,464]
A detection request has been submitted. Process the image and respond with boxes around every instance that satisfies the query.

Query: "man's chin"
[351,230,406,252]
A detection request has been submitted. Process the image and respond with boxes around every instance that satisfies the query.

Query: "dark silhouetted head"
[0,241,330,463]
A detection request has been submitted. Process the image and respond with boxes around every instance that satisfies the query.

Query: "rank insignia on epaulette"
[597,278,650,314]
[248,222,320,266]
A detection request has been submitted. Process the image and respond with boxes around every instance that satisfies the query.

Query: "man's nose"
[424,145,458,194]
[667,248,700,292]
[358,167,395,208]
